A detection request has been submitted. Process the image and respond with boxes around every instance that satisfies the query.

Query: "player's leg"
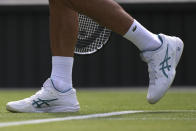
[49,0,78,92]
[6,0,80,113]
[61,0,133,35]
[62,0,184,103]
[50,0,78,57]
[62,0,162,51]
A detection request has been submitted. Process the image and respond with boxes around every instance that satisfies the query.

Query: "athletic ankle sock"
[51,56,73,92]
[123,19,162,51]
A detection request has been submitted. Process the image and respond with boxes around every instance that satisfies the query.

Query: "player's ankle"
[123,19,162,51]
[50,77,73,93]
[50,56,73,92]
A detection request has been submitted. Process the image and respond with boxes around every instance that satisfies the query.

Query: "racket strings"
[75,14,111,54]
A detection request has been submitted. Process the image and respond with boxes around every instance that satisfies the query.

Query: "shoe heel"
[175,37,184,67]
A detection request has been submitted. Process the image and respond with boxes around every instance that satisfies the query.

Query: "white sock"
[51,56,73,92]
[124,19,162,51]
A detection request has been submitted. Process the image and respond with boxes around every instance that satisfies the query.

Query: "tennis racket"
[74,14,111,55]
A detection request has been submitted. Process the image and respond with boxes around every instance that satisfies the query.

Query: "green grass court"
[0,88,196,131]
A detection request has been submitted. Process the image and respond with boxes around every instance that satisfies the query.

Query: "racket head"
[74,14,111,55]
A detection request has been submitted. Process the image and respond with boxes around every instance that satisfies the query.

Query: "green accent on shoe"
[32,98,58,108]
[158,34,163,44]
[159,44,171,78]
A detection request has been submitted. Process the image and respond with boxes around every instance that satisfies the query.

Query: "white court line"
[142,110,196,113]
[104,117,196,121]
[0,110,143,128]
[1,110,195,128]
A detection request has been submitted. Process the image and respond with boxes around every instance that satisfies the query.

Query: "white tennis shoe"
[141,34,184,104]
[6,78,80,113]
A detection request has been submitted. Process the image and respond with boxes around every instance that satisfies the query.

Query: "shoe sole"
[6,105,80,113]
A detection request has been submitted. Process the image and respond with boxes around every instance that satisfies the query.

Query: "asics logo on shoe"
[32,98,58,108]
[159,44,171,78]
